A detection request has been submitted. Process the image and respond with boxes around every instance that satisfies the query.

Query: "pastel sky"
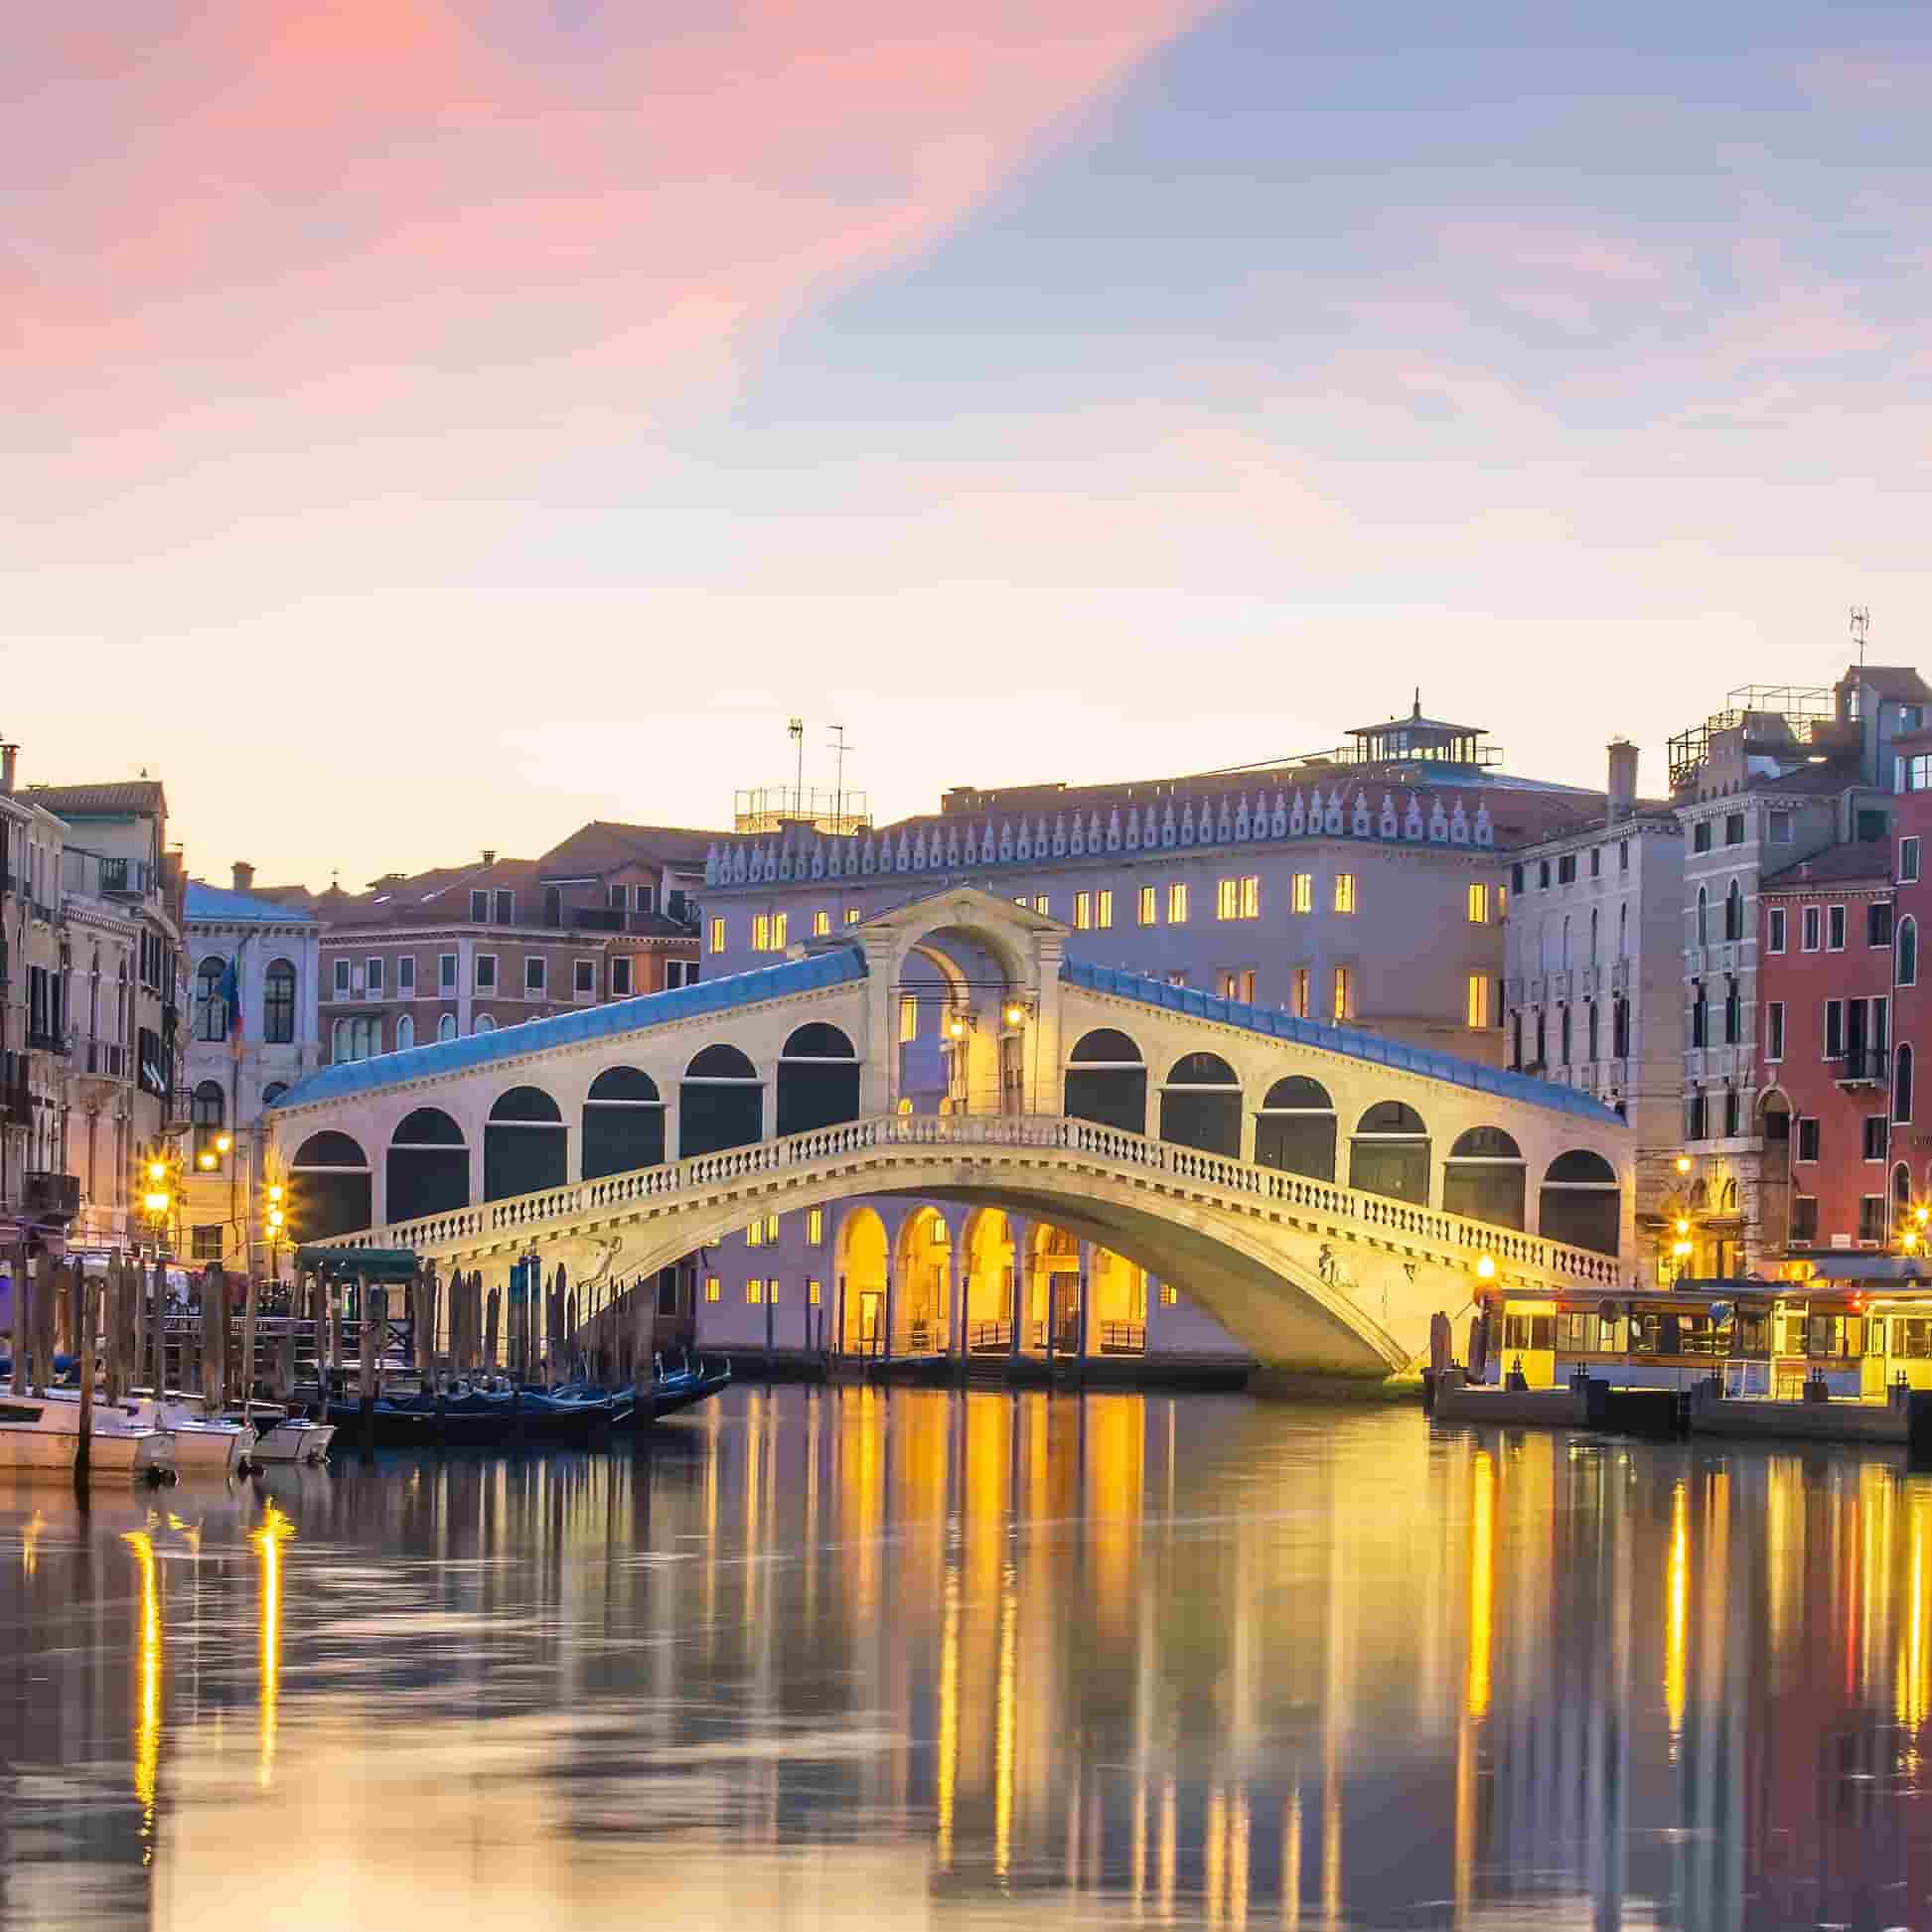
[7,1,1930,888]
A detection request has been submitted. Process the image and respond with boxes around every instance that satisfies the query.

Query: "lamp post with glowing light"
[140,1151,177,1261]
[264,1181,287,1294]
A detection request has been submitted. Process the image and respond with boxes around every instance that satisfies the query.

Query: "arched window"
[331,1015,378,1063]
[1725,878,1743,943]
[1256,1075,1335,1182]
[1350,1102,1429,1205]
[395,1014,415,1052]
[1065,1028,1146,1136]
[1561,915,1571,970]
[1618,903,1628,959]
[260,1082,288,1108]
[778,1022,860,1135]
[1442,1126,1526,1228]
[583,1067,666,1178]
[1589,908,1599,965]
[388,1107,469,1219]
[475,1014,496,1034]
[484,1087,566,1201]
[1696,886,1709,947]
[195,957,226,1041]
[1158,1052,1241,1157]
[680,1042,763,1158]
[1539,1149,1621,1256]
[1901,917,1919,989]
[263,959,296,1044]
[190,1080,224,1155]
[288,1130,372,1243]
[1897,1044,1915,1126]
[437,1014,457,1042]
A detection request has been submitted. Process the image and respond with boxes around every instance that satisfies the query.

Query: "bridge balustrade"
[335,1110,1622,1290]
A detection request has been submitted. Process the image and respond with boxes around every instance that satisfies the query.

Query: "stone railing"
[337,1112,1622,1289]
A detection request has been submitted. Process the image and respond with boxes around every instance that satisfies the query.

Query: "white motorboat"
[236,1401,334,1466]
[116,1389,255,1477]
[0,1388,175,1481]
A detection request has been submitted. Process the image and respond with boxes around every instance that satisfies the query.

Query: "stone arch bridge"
[265,889,1631,1373]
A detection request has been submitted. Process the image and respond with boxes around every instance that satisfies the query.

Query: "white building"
[179,865,321,1272]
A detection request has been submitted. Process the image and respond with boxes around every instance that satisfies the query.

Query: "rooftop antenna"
[1851,605,1869,670]
[788,717,804,817]
[828,724,852,834]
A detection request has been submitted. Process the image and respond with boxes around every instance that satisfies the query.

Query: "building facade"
[291,824,709,1066]
[179,868,322,1274]
[688,698,1611,1359]
[1755,845,1896,1255]
[1502,740,1687,1271]
[1667,669,1922,1274]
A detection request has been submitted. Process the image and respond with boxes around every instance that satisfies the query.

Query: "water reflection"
[10,1398,1932,1924]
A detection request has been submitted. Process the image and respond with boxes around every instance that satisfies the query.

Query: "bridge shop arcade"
[263,891,1635,1381]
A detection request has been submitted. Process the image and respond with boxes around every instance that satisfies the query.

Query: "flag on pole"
[221,939,244,1045]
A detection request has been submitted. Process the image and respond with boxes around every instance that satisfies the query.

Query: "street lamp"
[1474,1253,1496,1283]
[1674,1154,1693,1177]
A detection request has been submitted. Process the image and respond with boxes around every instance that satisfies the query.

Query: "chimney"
[231,860,255,893]
[1606,738,1638,824]
[481,849,497,867]
[0,744,17,796]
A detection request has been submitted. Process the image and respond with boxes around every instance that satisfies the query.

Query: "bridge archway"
[893,1206,953,1355]
[681,1044,763,1157]
[1160,1051,1242,1157]
[583,1067,665,1179]
[1350,1102,1429,1206]
[1255,1075,1336,1181]
[1442,1126,1526,1229]
[833,1205,889,1352]
[1540,1148,1620,1255]
[486,1086,566,1201]
[289,1130,372,1242]
[1065,1027,1146,1134]
[777,1023,860,1136]
[388,1107,468,1222]
[960,1207,1017,1348]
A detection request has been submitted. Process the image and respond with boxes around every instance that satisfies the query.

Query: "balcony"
[22,1171,80,1225]
[26,1026,67,1054]
[570,907,625,932]
[1836,1049,1889,1089]
[82,1039,126,1079]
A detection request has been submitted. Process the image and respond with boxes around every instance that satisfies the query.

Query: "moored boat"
[0,1389,175,1481]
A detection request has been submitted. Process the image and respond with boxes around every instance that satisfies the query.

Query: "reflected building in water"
[10,1407,1932,1926]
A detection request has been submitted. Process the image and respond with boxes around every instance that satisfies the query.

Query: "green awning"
[296,1246,421,1283]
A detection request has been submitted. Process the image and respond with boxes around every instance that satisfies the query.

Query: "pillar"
[760,1074,779,1145]
[944,1235,962,1361]
[1077,1241,1093,1376]
[1007,1214,1030,1362]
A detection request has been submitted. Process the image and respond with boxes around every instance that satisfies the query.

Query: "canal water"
[1,1388,1929,1930]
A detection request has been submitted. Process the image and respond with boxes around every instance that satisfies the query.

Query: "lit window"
[747,1220,764,1248]
[845,907,861,925]
[808,1279,822,1306]
[1075,891,1092,930]
[1034,895,1050,917]
[1467,884,1489,924]
[775,913,789,948]
[1292,968,1310,1018]
[1159,1283,1178,1306]
[1333,873,1356,914]
[752,914,771,952]
[1219,969,1257,1002]
[1138,885,1156,926]
[1097,889,1114,929]
[807,1207,824,1245]
[1332,967,1352,1020]
[1292,873,1312,914]
[900,995,919,1042]
[708,918,725,955]
[1216,876,1260,920]
[746,1279,765,1304]
[814,910,829,937]
[704,1276,721,1302]
[1240,876,1259,918]
[764,1212,779,1242]
[1167,882,1189,923]
[1466,974,1489,1028]
[1015,896,1028,908]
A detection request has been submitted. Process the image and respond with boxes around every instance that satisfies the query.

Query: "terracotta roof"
[26,780,167,817]
[536,820,717,879]
[322,857,543,930]
[1761,842,1894,890]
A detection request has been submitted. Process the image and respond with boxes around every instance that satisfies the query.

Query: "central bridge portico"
[266,889,1633,1373]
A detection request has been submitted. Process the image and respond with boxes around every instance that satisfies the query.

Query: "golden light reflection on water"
[122,1527,161,1840]
[11,1397,1932,1928]
[252,1499,294,1788]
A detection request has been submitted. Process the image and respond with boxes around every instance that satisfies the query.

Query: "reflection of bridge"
[267,889,1632,1372]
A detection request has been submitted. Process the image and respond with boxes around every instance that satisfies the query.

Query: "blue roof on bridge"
[1063,960,1621,1124]
[267,945,868,1112]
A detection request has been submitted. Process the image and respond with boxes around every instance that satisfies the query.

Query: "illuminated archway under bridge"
[266,888,1632,1374]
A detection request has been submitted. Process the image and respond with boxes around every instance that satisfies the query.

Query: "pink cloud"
[5,1,1218,532]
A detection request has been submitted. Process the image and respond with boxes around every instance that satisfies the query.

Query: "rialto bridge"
[264,889,1632,1374]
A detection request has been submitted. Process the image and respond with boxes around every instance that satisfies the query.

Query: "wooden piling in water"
[359,1275,377,1454]
[35,1258,56,1396]
[241,1265,260,1416]
[485,1279,500,1372]
[74,1268,98,1488]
